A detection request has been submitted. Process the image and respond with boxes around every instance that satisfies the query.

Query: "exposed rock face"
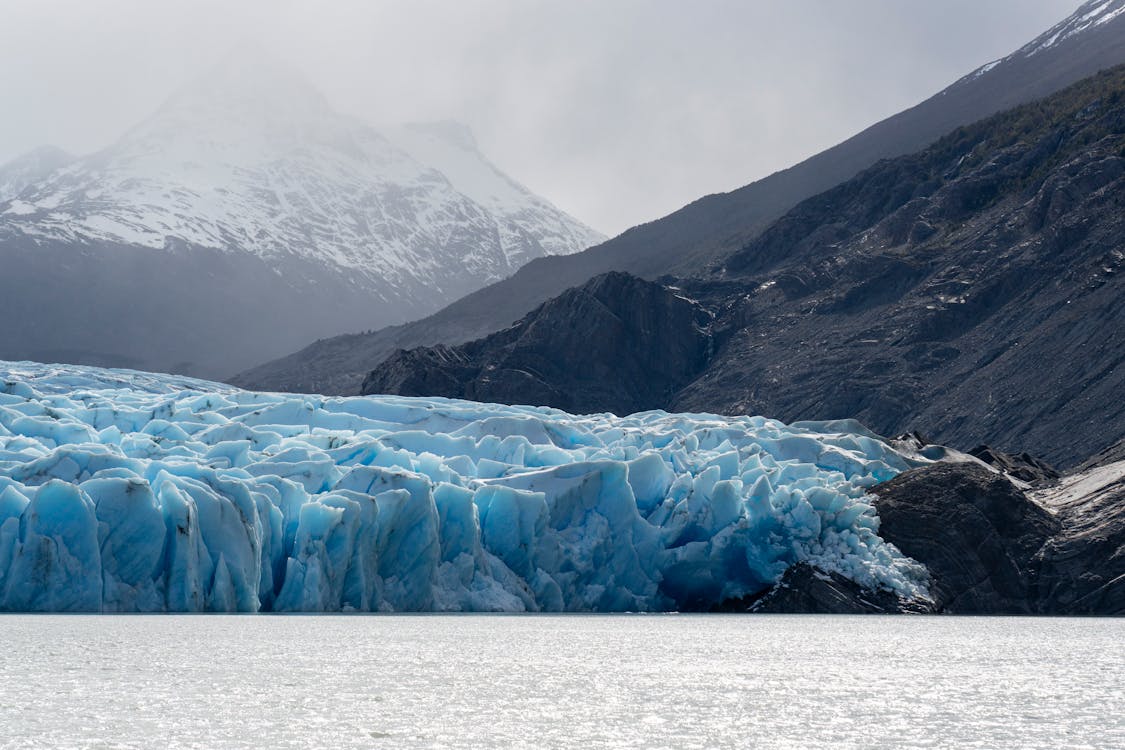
[699,451,1125,615]
[969,445,1060,485]
[1031,460,1125,614]
[870,460,1125,615]
[727,563,932,614]
[674,67,1125,468]
[872,463,1061,614]
[362,273,713,416]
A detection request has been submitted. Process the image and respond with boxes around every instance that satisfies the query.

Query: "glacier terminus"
[0,361,950,613]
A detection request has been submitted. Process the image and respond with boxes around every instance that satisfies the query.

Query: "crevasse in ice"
[0,361,932,612]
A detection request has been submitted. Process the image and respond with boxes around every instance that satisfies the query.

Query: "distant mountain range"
[233,0,1125,398]
[0,54,601,377]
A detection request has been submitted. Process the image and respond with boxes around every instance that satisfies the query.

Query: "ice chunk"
[81,476,166,611]
[1,480,102,612]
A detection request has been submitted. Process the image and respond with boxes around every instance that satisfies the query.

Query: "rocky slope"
[0,54,601,378]
[872,463,1063,614]
[734,454,1125,615]
[364,66,1125,467]
[1076,436,1125,470]
[873,459,1125,615]
[233,0,1125,394]
[1030,458,1125,613]
[678,66,1125,467]
[361,273,713,415]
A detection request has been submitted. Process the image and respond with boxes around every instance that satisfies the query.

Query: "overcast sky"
[1,0,1081,236]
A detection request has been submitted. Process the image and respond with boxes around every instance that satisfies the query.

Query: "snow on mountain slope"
[387,120,599,270]
[0,360,934,612]
[0,145,75,203]
[0,54,603,378]
[0,54,602,294]
[963,0,1125,81]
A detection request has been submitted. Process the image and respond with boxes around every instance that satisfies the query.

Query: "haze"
[1,0,1079,236]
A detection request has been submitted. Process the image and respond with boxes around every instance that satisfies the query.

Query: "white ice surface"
[0,361,931,612]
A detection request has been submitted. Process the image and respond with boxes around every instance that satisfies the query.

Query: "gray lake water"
[0,615,1121,749]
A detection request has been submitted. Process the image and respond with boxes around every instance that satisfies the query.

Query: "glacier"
[0,361,938,612]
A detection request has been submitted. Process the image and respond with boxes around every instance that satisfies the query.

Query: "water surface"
[0,615,1120,748]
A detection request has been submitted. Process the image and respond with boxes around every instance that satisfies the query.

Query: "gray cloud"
[0,0,1081,236]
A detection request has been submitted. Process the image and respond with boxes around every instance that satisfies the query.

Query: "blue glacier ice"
[0,361,940,612]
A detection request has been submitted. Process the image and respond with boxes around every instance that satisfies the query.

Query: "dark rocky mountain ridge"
[232,0,1125,395]
[680,67,1125,467]
[364,66,1125,468]
[361,272,713,415]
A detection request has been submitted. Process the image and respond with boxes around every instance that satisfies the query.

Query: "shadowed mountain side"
[231,1,1125,394]
[361,273,713,416]
[1076,436,1125,470]
[675,66,1125,466]
[362,67,1125,467]
[0,239,422,377]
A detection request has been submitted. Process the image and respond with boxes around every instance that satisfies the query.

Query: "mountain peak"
[156,46,332,124]
[402,120,480,152]
[0,145,75,202]
[0,50,604,377]
[963,0,1125,81]
[1020,0,1125,55]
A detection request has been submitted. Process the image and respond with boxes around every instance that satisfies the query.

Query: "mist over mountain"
[0,53,602,378]
[234,0,1125,397]
[0,145,75,202]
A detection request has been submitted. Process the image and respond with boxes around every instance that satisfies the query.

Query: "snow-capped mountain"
[2,56,601,296]
[960,0,1125,81]
[0,54,603,377]
[0,145,74,203]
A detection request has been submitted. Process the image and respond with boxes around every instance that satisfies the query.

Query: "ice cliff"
[0,361,934,612]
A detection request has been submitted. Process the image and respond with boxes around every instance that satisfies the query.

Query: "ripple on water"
[0,615,1120,749]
